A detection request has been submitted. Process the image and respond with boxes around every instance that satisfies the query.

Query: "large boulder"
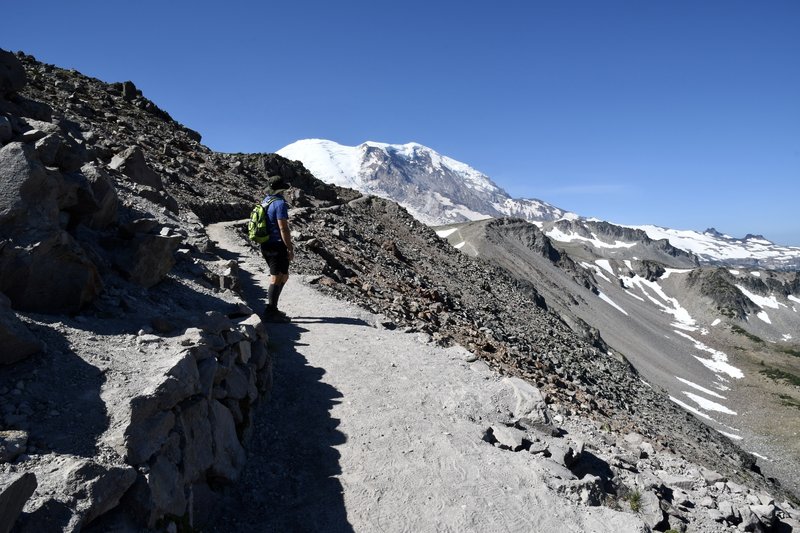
[499,377,553,431]
[0,142,59,234]
[109,146,163,190]
[0,50,26,97]
[0,293,43,364]
[0,143,103,313]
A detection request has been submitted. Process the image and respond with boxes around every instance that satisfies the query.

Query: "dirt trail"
[206,221,644,532]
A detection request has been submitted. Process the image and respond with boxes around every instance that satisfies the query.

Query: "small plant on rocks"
[627,490,642,513]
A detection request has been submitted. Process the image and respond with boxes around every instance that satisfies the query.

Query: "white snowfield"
[630,225,800,266]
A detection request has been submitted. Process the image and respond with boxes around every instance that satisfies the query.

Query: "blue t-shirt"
[262,194,289,243]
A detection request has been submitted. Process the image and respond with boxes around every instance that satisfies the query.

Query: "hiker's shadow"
[290,316,371,327]
[213,321,354,532]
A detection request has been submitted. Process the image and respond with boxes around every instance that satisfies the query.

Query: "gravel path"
[206,221,644,532]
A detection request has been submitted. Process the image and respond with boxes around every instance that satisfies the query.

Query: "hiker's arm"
[278,219,294,261]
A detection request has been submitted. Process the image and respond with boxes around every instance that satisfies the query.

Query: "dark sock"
[268,283,285,309]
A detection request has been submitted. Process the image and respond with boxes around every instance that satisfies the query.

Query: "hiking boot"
[262,307,291,323]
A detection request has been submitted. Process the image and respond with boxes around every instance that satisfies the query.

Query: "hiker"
[260,175,294,322]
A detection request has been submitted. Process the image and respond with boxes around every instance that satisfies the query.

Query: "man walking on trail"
[260,175,294,323]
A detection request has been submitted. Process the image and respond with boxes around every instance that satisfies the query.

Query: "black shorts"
[260,242,289,275]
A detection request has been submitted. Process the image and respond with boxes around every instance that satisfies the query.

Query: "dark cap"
[265,175,290,195]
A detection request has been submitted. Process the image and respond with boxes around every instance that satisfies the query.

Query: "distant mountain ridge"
[278,138,800,271]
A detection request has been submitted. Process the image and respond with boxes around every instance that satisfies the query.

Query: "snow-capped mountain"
[277,139,576,226]
[278,139,800,270]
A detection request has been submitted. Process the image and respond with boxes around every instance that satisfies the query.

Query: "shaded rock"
[59,170,100,221]
[178,399,213,483]
[138,185,179,213]
[0,472,37,533]
[80,163,118,229]
[0,294,43,364]
[62,459,136,528]
[221,364,249,401]
[18,456,135,532]
[104,350,199,465]
[109,146,163,190]
[34,133,61,166]
[0,50,26,96]
[0,231,103,313]
[208,400,245,483]
[113,233,181,288]
[0,142,58,233]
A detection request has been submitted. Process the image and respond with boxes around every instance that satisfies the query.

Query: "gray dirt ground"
[206,221,646,533]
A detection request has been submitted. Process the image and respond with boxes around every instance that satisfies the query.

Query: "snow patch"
[628,276,696,329]
[435,228,459,238]
[756,311,771,324]
[453,241,466,250]
[595,259,614,275]
[660,268,691,280]
[729,270,740,275]
[788,295,800,305]
[670,396,718,422]
[682,391,737,415]
[736,285,781,309]
[711,319,722,327]
[598,292,628,315]
[676,377,726,399]
[718,430,744,441]
[674,330,744,379]
[782,334,793,342]
[580,262,612,283]
[750,271,761,277]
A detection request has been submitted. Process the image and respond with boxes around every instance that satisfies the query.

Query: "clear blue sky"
[5,1,800,244]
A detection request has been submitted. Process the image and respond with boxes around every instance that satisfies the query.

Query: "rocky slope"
[0,49,798,532]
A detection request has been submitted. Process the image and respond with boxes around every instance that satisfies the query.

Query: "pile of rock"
[1,49,278,530]
[1,304,271,531]
[482,378,799,532]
